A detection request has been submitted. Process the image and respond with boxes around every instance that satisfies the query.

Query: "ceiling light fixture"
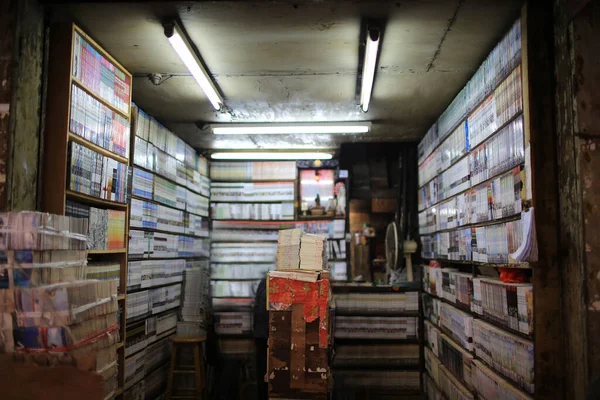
[210,122,371,135]
[164,21,223,110]
[211,152,333,160]
[360,28,381,113]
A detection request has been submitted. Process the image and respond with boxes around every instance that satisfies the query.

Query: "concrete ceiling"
[49,0,523,152]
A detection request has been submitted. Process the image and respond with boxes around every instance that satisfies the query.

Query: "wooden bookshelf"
[42,23,132,399]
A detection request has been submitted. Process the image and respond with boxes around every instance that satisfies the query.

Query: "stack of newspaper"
[276,229,327,271]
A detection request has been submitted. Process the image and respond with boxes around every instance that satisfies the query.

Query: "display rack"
[122,105,211,400]
[331,282,423,397]
[42,23,133,399]
[417,15,536,400]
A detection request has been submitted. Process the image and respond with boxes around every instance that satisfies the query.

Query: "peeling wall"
[0,0,16,210]
[6,0,45,211]
[554,0,600,396]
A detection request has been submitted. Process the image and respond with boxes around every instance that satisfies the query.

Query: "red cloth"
[268,276,330,348]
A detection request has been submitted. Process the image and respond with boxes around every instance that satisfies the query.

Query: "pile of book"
[0,211,119,399]
[275,229,327,271]
[179,261,210,330]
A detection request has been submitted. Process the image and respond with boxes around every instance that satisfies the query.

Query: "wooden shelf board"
[88,248,127,255]
[66,190,128,209]
[117,294,126,301]
[68,132,129,164]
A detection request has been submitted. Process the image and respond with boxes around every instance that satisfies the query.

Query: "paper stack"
[300,233,327,271]
[276,229,327,271]
[276,229,302,270]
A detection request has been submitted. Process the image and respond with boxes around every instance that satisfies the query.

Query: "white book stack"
[276,229,302,270]
[299,233,327,271]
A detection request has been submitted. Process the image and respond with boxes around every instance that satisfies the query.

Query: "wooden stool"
[166,335,207,400]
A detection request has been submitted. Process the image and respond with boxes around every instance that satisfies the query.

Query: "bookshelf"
[331,283,423,397]
[42,23,132,398]
[124,105,211,400]
[417,15,537,400]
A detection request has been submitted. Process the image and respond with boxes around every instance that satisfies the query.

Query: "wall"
[0,0,45,211]
[553,0,600,397]
[0,0,16,209]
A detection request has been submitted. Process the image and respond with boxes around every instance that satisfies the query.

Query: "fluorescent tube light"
[211,122,371,135]
[165,21,223,110]
[211,152,333,160]
[360,28,381,113]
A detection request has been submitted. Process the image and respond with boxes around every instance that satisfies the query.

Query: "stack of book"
[180,263,210,329]
[211,280,259,298]
[275,229,327,271]
[0,211,119,398]
[211,181,295,202]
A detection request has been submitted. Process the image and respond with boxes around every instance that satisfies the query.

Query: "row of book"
[422,266,533,335]
[87,261,121,284]
[334,370,421,392]
[333,316,419,339]
[419,167,525,234]
[124,336,172,394]
[211,228,278,242]
[420,218,523,263]
[211,263,273,280]
[210,242,276,263]
[425,346,474,400]
[211,181,295,202]
[124,310,178,358]
[418,19,521,164]
[130,198,209,238]
[129,230,210,259]
[210,161,297,181]
[135,107,207,175]
[419,102,525,212]
[133,137,210,197]
[211,279,260,298]
[214,311,253,335]
[211,219,346,239]
[125,283,182,321]
[132,168,209,216]
[333,292,419,314]
[126,259,185,291]
[467,66,523,150]
[210,201,295,221]
[66,200,126,250]
[419,122,468,187]
[426,316,534,397]
[70,84,130,158]
[326,239,346,260]
[68,142,131,203]
[72,31,131,114]
[333,344,420,367]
